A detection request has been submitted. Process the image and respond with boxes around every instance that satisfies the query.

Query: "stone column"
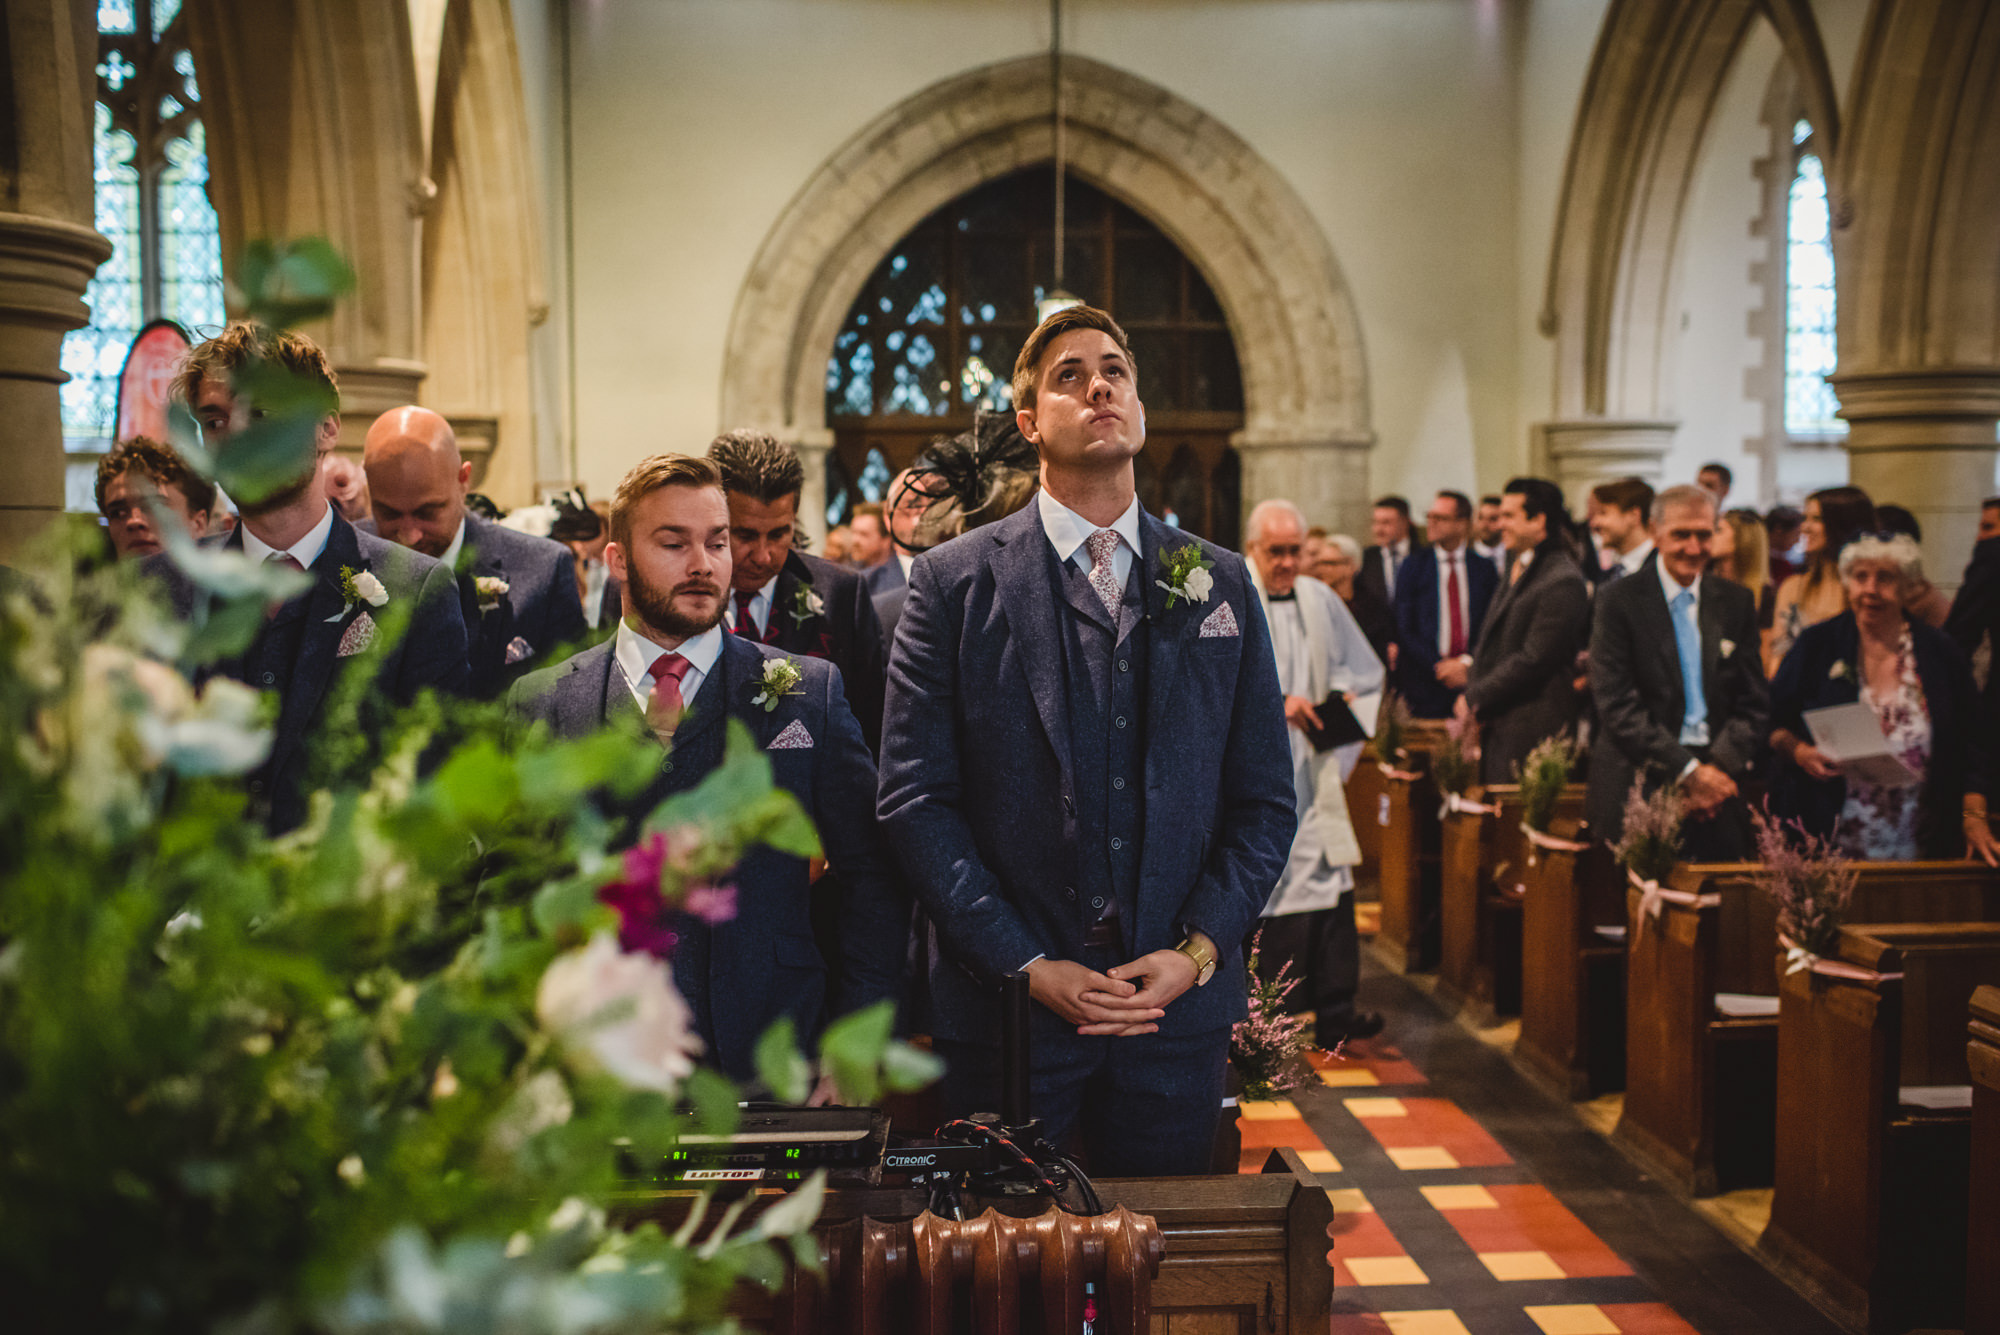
[1233,431,1374,540]
[0,0,112,559]
[1533,418,1677,511]
[793,431,834,547]
[1830,369,2000,587]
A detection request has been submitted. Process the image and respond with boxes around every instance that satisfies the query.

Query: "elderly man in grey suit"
[1588,485,1768,860]
[508,455,904,1085]
[1456,476,1592,784]
[879,306,1295,1176]
[363,407,588,698]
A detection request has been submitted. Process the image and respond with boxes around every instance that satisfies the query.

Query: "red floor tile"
[1436,1184,1632,1279]
[1328,1209,1416,1287]
[1351,1097,1513,1167]
[1314,1037,1428,1086]
[1600,1303,1701,1333]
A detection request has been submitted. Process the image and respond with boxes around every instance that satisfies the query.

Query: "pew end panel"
[1967,985,2000,1335]
[1516,818,1626,1101]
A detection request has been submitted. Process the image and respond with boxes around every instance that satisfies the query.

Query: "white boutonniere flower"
[328,565,390,621]
[1156,543,1216,609]
[1829,659,1850,681]
[474,575,510,612]
[1719,638,1736,659]
[787,582,826,628]
[751,657,805,712]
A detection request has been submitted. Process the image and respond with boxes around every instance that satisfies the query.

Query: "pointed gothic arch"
[718,54,1372,535]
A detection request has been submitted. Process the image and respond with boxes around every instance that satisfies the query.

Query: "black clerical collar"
[1267,590,1298,602]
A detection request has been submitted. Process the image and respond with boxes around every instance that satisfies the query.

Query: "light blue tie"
[1672,586,1708,745]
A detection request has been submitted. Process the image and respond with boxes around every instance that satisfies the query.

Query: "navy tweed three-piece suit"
[878,501,1294,1173]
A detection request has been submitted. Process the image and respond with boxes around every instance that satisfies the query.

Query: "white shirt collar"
[438,515,469,572]
[1435,543,1467,566]
[240,500,336,570]
[614,619,726,709]
[1036,488,1141,566]
[1618,538,1655,576]
[897,549,915,578]
[1656,552,1700,606]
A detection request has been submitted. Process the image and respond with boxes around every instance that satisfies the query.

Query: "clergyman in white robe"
[1250,566,1385,1040]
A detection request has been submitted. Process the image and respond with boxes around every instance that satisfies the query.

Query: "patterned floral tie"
[1084,528,1123,620]
[646,652,693,745]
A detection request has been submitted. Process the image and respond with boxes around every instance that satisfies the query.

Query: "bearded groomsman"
[1243,499,1386,1045]
[879,305,1294,1176]
[507,455,903,1082]
[148,325,469,833]
[1587,485,1767,860]
[706,430,889,753]
[362,407,587,698]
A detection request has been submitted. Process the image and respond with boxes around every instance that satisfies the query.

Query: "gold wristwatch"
[1175,932,1218,986]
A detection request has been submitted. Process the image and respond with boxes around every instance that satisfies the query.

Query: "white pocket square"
[1719,638,1736,659]
[768,719,814,750]
[1198,602,1240,639]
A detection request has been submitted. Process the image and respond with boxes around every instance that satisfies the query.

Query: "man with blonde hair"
[508,454,905,1085]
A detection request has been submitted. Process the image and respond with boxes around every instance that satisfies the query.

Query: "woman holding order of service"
[1767,531,1998,864]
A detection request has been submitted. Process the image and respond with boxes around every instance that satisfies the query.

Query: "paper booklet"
[1802,702,1920,788]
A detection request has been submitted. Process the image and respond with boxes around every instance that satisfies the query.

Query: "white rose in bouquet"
[535,932,701,1094]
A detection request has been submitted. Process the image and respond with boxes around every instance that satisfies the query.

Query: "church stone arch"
[1537,0,1841,501]
[719,54,1372,536]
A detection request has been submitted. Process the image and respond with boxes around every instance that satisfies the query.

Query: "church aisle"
[1239,954,1846,1335]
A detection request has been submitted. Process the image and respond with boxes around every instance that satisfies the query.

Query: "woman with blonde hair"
[1767,485,1874,673]
[1711,508,1774,628]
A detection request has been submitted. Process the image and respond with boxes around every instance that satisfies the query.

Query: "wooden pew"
[1514,817,1625,1099]
[627,1149,1334,1334]
[1372,757,1440,972]
[1761,923,2000,1335]
[1969,985,2000,1335]
[1436,783,1585,1022]
[1616,862,2000,1196]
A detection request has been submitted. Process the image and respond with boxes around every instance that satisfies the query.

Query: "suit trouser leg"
[1251,899,1360,1027]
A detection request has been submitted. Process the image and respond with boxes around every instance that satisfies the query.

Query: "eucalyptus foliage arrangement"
[1612,778,1685,885]
[1514,735,1578,833]
[0,240,934,1332]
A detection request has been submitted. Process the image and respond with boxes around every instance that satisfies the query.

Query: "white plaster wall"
[1663,20,1780,499]
[550,0,1565,512]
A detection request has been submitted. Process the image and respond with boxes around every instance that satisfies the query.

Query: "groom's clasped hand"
[1026,950,1200,1036]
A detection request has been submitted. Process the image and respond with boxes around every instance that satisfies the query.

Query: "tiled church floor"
[1238,949,1845,1335]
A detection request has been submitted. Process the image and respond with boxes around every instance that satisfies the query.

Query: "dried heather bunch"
[1613,776,1685,884]
[1751,804,1857,960]
[1515,734,1578,831]
[1432,712,1478,798]
[1230,932,1319,1102]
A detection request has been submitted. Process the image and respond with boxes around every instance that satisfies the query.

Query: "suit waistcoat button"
[1090,896,1105,909]
[1113,777,1125,790]
[661,758,674,773]
[1118,659,1130,672]
[1114,715,1127,729]
[261,672,276,685]
[1064,886,1076,901]
[1110,837,1122,850]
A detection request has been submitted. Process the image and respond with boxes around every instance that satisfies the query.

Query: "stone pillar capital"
[1532,418,1678,510]
[0,212,113,380]
[1829,366,2000,449]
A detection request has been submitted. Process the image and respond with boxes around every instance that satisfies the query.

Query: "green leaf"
[743,1170,826,1242]
[880,1039,945,1093]
[681,1067,741,1140]
[816,1001,894,1107]
[232,236,357,330]
[209,410,322,508]
[753,1017,811,1105]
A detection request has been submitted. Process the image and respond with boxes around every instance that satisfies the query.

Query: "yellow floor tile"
[1387,1145,1460,1170]
[1238,1099,1300,1120]
[1480,1250,1566,1281]
[1327,1187,1372,1213]
[1319,1067,1382,1086]
[1525,1304,1621,1335]
[1380,1312,1472,1335]
[1297,1149,1343,1174]
[1420,1183,1499,1210]
[1344,1096,1408,1117]
[1347,1255,1430,1286]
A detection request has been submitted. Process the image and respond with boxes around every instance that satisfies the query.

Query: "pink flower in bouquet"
[682,882,737,925]
[598,827,738,956]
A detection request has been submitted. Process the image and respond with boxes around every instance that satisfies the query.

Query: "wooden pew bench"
[1437,783,1585,1022]
[1514,816,1626,1100]
[1762,923,2000,1335]
[1616,862,2000,1196]
[1969,985,2000,1335]
[1358,722,1455,972]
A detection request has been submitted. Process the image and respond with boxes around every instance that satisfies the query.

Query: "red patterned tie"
[646,652,693,744]
[1446,553,1467,658]
[733,590,762,642]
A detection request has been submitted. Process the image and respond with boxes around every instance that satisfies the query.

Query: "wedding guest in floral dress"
[1768,532,1998,863]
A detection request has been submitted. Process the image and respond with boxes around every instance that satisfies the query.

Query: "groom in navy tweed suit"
[879,306,1294,1175]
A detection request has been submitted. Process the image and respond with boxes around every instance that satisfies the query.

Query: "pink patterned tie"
[1084,528,1123,620]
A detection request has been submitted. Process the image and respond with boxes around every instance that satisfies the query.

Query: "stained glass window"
[1785,124,1844,437]
[61,0,223,463]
